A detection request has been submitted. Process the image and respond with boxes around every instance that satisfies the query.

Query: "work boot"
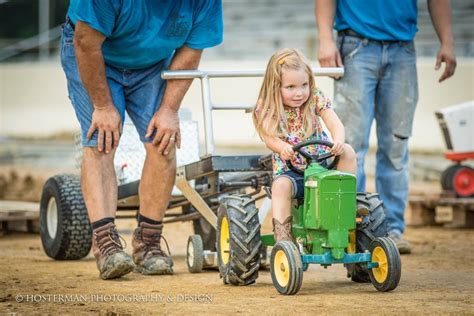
[272,216,294,242]
[132,222,173,275]
[388,230,412,254]
[91,222,134,280]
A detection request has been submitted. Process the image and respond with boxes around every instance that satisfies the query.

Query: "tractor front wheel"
[270,241,303,295]
[369,237,401,292]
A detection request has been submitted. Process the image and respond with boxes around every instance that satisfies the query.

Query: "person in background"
[315,0,456,254]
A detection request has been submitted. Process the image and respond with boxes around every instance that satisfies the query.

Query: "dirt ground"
[1,219,473,315]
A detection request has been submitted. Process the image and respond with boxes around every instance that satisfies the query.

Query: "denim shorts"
[60,19,170,147]
[275,170,305,200]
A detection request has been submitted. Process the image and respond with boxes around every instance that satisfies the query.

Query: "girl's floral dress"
[273,87,333,175]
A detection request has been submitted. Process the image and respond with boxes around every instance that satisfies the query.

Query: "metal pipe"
[212,103,254,110]
[162,67,344,156]
[162,67,344,79]
[200,75,215,154]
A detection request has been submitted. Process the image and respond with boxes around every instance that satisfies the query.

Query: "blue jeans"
[334,35,418,234]
[60,19,170,146]
[275,170,305,200]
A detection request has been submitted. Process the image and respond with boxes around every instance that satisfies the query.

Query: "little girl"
[253,48,357,242]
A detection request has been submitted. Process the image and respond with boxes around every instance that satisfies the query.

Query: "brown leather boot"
[272,216,294,242]
[132,222,173,275]
[91,222,134,280]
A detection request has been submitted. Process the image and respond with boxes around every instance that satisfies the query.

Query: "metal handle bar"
[161,68,344,155]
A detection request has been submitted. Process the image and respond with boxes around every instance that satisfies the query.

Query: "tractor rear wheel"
[346,192,388,283]
[216,195,261,286]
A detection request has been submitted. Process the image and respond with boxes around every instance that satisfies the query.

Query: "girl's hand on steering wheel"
[280,143,295,161]
[331,141,345,156]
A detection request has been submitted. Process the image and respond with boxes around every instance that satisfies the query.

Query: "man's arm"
[146,46,203,155]
[74,21,121,154]
[315,0,343,71]
[427,0,457,82]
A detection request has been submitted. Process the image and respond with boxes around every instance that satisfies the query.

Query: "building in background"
[0,0,473,62]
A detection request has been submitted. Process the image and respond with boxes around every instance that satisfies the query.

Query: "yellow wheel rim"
[372,246,388,283]
[220,217,230,265]
[274,249,290,287]
[348,230,356,254]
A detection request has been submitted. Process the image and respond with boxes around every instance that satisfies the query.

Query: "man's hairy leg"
[139,143,176,220]
[131,143,176,275]
[81,147,118,222]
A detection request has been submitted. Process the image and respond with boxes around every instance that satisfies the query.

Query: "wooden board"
[0,201,39,233]
[407,194,474,228]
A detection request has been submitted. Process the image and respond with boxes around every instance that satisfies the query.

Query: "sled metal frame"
[117,68,344,230]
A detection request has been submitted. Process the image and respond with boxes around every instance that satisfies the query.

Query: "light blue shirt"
[68,0,223,69]
[335,0,418,41]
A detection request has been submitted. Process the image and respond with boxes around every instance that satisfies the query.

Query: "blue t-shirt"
[68,0,223,69]
[334,0,418,41]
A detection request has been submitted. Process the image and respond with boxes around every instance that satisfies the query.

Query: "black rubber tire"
[187,235,204,273]
[441,164,462,191]
[40,174,92,260]
[452,166,474,197]
[259,245,270,271]
[346,192,388,283]
[270,241,303,295]
[217,195,261,286]
[369,237,401,292]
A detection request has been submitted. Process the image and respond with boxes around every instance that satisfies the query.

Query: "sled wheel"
[369,237,401,292]
[40,174,91,260]
[187,235,204,273]
[270,241,303,295]
[216,195,261,286]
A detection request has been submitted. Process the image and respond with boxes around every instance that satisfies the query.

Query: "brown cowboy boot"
[91,222,134,280]
[273,216,294,242]
[132,222,173,275]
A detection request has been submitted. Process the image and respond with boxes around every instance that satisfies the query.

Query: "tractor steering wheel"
[286,139,340,175]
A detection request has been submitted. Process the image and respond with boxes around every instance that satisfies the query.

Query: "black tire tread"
[40,174,91,260]
[347,192,388,283]
[217,195,261,286]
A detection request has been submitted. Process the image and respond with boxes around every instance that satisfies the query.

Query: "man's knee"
[144,144,176,166]
[82,147,116,164]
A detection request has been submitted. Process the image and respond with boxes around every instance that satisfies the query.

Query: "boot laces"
[144,232,171,257]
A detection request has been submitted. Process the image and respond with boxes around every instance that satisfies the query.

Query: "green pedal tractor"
[216,139,401,295]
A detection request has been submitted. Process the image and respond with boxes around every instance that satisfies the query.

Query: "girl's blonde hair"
[253,48,316,140]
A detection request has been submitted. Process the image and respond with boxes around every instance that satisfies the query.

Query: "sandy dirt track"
[1,219,473,315]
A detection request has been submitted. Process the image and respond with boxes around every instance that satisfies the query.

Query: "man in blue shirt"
[61,0,223,279]
[316,0,456,254]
